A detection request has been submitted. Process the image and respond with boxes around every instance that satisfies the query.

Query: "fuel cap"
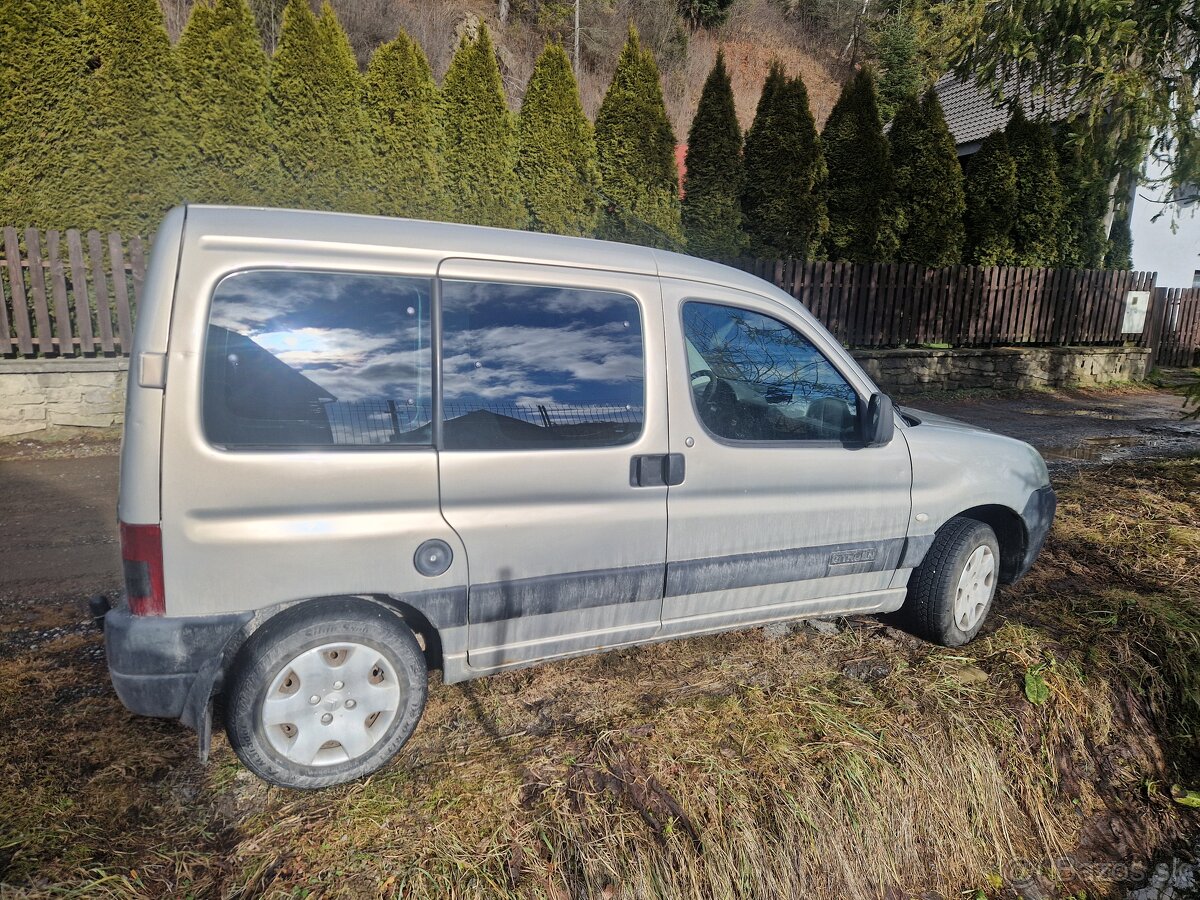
[414,539,452,577]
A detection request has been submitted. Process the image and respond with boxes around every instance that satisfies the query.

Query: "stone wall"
[0,358,128,438]
[0,345,1152,439]
[852,346,1152,395]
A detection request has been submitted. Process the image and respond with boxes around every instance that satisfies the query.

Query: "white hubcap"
[954,545,996,632]
[261,642,403,767]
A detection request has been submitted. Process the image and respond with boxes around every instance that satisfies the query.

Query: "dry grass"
[2,457,1198,898]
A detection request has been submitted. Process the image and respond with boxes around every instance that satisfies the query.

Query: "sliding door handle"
[630,453,686,487]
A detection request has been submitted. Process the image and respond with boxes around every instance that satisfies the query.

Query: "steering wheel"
[691,369,723,407]
[693,371,740,437]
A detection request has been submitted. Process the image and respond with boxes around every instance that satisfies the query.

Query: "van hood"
[902,407,992,435]
[901,406,1051,492]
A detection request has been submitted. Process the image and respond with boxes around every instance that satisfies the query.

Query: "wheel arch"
[954,504,1028,583]
[187,593,447,762]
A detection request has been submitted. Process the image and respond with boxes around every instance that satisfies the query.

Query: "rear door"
[660,279,912,630]
[434,260,669,670]
[160,252,461,622]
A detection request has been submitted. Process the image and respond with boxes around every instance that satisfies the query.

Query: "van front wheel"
[223,599,427,789]
[901,517,1000,647]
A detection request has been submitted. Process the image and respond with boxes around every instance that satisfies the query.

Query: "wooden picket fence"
[727,258,1160,349]
[1,227,1197,368]
[0,227,145,357]
[1148,287,1200,368]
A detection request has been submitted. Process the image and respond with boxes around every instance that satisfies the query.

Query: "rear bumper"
[1015,485,1057,581]
[104,605,250,722]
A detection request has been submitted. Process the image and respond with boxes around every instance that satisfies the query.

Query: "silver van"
[104,205,1055,789]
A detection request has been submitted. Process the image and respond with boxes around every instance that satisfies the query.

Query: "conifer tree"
[364,29,443,220]
[682,51,746,259]
[0,0,89,227]
[439,24,526,229]
[594,27,683,248]
[517,43,599,236]
[1056,120,1109,269]
[269,0,372,213]
[963,130,1018,265]
[177,0,279,206]
[822,68,896,262]
[888,89,965,266]
[741,63,827,259]
[874,12,922,124]
[1004,107,1064,266]
[46,0,188,232]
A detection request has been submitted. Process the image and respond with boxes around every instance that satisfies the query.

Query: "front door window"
[682,301,859,442]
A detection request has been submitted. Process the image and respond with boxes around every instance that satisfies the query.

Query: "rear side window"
[441,280,644,450]
[204,270,432,449]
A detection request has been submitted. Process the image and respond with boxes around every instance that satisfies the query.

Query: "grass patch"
[1,458,1198,898]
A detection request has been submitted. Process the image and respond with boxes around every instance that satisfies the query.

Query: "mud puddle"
[1042,429,1200,465]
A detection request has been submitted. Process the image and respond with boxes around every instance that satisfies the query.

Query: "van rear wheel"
[223,598,427,789]
[900,517,1000,647]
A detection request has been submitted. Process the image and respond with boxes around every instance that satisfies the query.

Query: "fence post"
[3,227,34,356]
[108,232,135,354]
[24,228,53,355]
[46,231,74,357]
[65,230,96,355]
[1141,278,1161,368]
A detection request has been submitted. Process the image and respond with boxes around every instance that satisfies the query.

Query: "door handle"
[630,454,685,487]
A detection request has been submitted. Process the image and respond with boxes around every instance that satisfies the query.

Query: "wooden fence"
[1148,288,1200,368]
[0,227,144,357]
[1,229,1197,368]
[727,258,1160,349]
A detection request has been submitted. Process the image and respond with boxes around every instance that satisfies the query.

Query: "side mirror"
[861,393,895,447]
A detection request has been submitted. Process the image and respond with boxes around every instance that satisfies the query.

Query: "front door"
[660,279,912,631]
[434,260,669,670]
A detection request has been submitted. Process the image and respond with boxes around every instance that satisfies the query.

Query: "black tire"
[223,598,427,789]
[898,517,1000,647]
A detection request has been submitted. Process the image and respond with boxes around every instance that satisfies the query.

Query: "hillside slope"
[158,0,848,137]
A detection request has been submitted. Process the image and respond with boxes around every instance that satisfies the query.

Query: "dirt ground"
[1,385,1198,898]
[910,385,1200,466]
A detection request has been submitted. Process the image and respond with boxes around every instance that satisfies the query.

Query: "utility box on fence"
[1122,291,1150,334]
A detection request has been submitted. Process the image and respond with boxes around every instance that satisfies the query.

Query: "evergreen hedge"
[682,51,746,259]
[888,89,965,266]
[1005,107,1064,266]
[874,12,922,124]
[177,0,279,207]
[60,0,188,233]
[1056,120,1109,269]
[440,24,526,229]
[0,0,90,228]
[822,68,896,262]
[740,62,827,259]
[0,0,1128,277]
[963,130,1018,265]
[270,0,372,214]
[364,29,443,220]
[517,43,599,236]
[595,27,683,248]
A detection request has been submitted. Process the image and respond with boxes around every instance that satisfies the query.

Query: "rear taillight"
[120,522,166,616]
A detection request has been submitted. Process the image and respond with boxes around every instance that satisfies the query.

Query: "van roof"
[183,204,780,298]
